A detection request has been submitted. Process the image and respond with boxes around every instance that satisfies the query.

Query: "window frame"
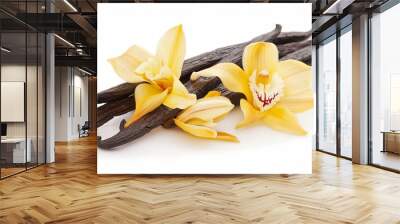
[315,24,353,161]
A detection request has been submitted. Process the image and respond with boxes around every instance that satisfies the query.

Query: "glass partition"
[317,36,337,155]
[0,2,46,179]
[370,3,400,171]
[1,30,28,177]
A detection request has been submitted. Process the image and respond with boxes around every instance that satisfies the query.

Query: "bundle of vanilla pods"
[97,25,312,149]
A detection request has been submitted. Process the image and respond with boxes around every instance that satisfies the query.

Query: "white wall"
[54,67,89,141]
[55,67,69,141]
[71,73,89,139]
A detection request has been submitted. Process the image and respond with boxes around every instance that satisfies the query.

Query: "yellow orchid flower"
[191,42,313,135]
[174,91,238,142]
[108,25,196,128]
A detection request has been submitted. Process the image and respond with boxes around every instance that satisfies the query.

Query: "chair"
[78,121,90,138]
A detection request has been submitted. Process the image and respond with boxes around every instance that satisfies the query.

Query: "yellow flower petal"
[191,63,252,101]
[156,24,186,78]
[134,57,175,90]
[262,104,307,135]
[108,45,152,83]
[204,90,221,98]
[278,60,313,96]
[215,131,239,142]
[278,60,313,112]
[174,119,217,138]
[236,99,264,128]
[280,89,314,113]
[124,83,168,128]
[187,118,216,127]
[163,77,196,109]
[135,57,162,77]
[242,42,279,77]
[174,95,237,142]
[174,119,238,142]
[176,96,234,122]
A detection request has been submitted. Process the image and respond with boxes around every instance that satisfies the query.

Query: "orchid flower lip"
[249,70,284,112]
[256,91,279,107]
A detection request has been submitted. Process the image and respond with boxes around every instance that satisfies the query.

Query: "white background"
[97,3,313,174]
[1,82,25,122]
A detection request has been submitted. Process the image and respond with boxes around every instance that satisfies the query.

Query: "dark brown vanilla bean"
[97,96,135,128]
[97,25,282,149]
[273,31,311,45]
[278,40,311,58]
[281,45,311,63]
[97,83,138,105]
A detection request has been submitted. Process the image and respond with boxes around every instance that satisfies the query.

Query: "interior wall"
[70,72,89,138]
[55,66,69,141]
[55,67,89,141]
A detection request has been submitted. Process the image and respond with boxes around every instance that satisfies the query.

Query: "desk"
[381,131,400,154]
[1,138,31,163]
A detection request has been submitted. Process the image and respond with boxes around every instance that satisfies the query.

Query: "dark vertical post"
[0,21,2,179]
[336,27,341,157]
[367,11,373,165]
[25,0,28,171]
[36,0,39,167]
[44,30,47,164]
[315,44,320,151]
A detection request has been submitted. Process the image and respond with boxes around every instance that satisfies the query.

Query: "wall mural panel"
[97,3,313,174]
